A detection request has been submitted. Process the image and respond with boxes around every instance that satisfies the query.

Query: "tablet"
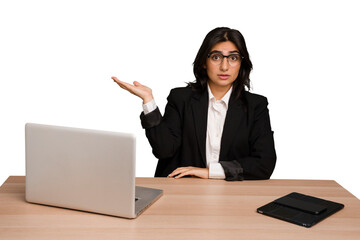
[257,192,344,228]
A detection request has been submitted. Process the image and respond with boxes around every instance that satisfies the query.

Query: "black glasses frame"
[207,51,244,61]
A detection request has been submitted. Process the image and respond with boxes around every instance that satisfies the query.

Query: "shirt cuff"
[142,99,157,115]
[209,163,226,179]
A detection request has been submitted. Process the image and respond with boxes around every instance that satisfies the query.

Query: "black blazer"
[140,86,276,180]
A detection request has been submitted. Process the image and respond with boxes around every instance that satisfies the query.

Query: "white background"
[1,0,359,198]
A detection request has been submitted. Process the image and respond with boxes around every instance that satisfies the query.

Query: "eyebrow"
[209,50,240,54]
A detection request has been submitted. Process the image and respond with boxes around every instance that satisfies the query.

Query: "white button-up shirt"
[206,85,232,179]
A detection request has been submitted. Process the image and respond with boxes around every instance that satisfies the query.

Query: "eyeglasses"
[207,51,243,67]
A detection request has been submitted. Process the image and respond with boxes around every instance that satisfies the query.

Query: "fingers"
[112,76,126,89]
[111,76,119,81]
[111,76,124,86]
[174,170,193,179]
[111,77,143,92]
[112,77,140,96]
[111,76,127,86]
[133,81,142,86]
[111,76,153,103]
[168,167,188,178]
[112,77,142,88]
[168,167,209,179]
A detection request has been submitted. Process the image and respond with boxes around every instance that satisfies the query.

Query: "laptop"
[25,123,163,218]
[257,192,344,228]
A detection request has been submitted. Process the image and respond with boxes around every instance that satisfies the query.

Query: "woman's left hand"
[168,167,209,179]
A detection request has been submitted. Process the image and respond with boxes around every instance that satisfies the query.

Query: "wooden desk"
[0,176,359,239]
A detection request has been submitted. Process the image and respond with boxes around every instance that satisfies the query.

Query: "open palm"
[112,76,153,104]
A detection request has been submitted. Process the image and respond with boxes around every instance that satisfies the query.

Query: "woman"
[112,27,276,181]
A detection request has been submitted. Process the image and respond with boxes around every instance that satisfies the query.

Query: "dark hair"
[189,27,253,99]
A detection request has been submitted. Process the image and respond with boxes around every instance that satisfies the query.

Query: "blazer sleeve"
[139,89,182,159]
[220,97,276,180]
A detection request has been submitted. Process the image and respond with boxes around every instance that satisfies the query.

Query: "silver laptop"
[25,123,163,218]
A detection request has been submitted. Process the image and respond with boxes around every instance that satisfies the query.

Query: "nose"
[220,57,229,71]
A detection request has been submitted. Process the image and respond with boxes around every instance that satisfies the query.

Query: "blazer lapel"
[219,95,246,161]
[191,90,209,166]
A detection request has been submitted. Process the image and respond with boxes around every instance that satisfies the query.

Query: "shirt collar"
[207,84,233,108]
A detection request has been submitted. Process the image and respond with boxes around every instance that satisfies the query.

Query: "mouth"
[218,74,230,80]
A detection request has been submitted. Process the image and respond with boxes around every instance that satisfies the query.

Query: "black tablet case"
[257,192,344,228]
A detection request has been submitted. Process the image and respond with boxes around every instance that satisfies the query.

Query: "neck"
[208,83,231,100]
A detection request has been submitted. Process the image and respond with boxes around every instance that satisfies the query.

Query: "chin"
[215,80,234,87]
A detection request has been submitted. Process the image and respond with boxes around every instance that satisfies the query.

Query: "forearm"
[140,103,182,159]
[220,156,276,181]
[220,132,276,181]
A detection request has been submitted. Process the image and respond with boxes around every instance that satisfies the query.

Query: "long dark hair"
[189,27,253,99]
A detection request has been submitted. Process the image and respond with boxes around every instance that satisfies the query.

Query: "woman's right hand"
[112,76,154,104]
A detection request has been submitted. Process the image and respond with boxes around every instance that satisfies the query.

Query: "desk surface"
[0,176,359,240]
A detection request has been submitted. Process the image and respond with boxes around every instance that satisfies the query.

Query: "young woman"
[112,27,276,181]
